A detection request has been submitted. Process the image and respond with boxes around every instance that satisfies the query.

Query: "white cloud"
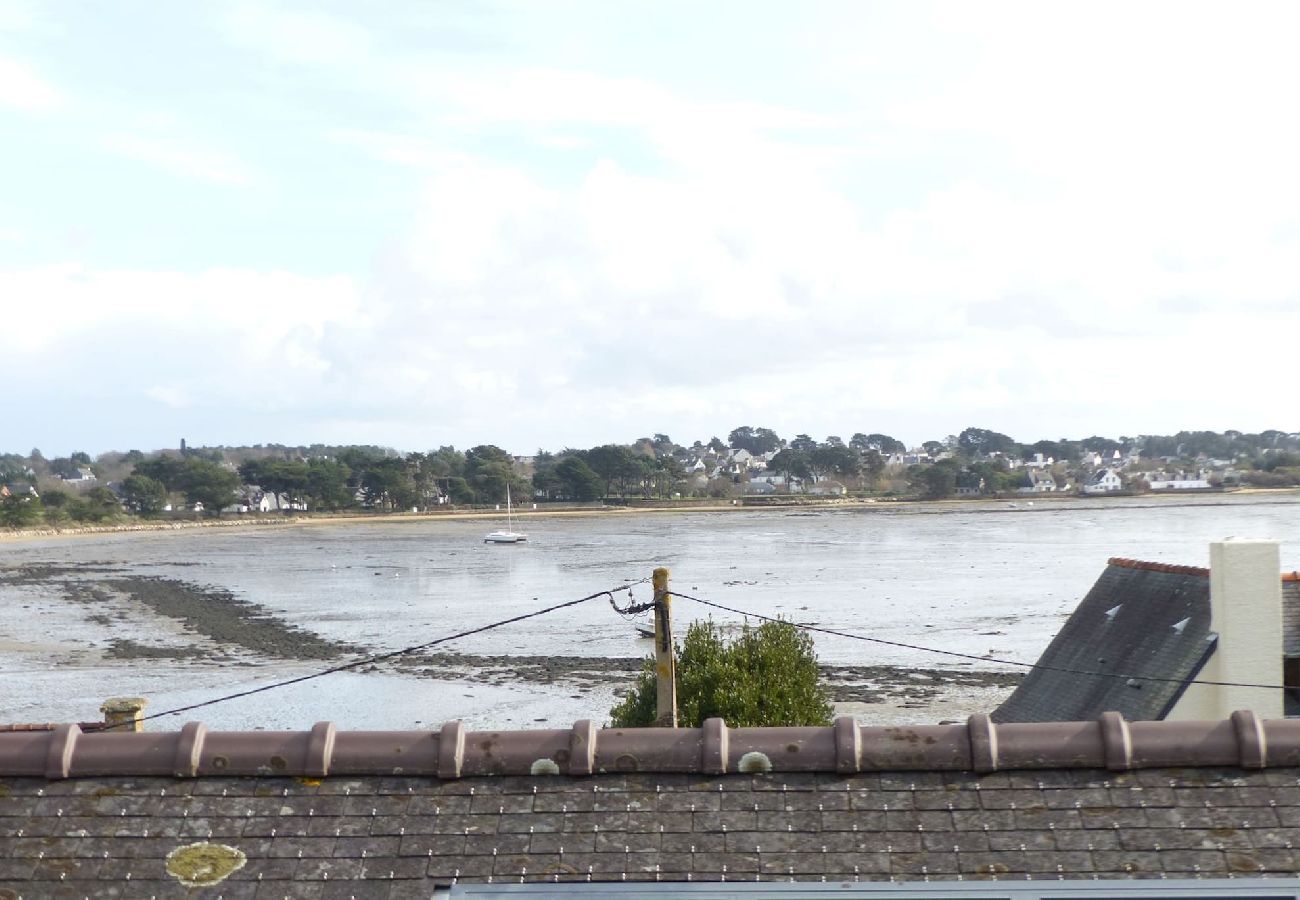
[0,54,61,110]
[10,2,1300,452]
[101,134,252,185]
[1,265,363,416]
[217,4,374,66]
[329,129,474,171]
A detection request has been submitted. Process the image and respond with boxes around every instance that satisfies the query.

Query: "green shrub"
[609,618,832,728]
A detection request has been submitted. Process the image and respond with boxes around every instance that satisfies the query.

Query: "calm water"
[3,495,1298,728]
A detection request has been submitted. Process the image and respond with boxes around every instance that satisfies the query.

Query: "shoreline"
[3,486,1298,542]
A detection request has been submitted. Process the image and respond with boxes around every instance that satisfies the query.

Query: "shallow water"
[3,495,1298,728]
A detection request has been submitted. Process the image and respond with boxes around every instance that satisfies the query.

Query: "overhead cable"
[673,590,1300,694]
[100,577,650,730]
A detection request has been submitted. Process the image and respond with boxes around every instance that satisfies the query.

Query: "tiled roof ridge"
[3,712,1296,781]
[0,722,100,733]
[1107,556,1210,576]
[1106,556,1299,581]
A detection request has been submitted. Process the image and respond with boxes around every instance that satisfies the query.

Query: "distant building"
[1082,468,1123,494]
[955,473,984,496]
[1147,469,1212,490]
[1016,469,1057,493]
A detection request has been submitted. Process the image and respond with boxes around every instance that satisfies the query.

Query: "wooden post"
[652,566,677,727]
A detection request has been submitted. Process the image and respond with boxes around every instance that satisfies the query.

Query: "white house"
[1017,469,1058,494]
[251,491,308,513]
[1083,469,1124,494]
[1147,470,1212,491]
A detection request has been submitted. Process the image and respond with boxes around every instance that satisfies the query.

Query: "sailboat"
[484,484,527,544]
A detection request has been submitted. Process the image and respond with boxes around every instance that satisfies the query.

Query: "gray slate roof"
[6,765,1300,896]
[993,559,1216,723]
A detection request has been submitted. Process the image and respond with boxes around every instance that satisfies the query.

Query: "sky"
[3,1,1299,457]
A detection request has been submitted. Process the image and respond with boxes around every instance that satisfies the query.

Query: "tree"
[49,457,81,478]
[554,456,604,501]
[304,459,352,510]
[860,449,885,487]
[531,456,562,501]
[78,486,122,523]
[769,449,812,485]
[463,445,520,504]
[789,434,817,453]
[910,459,960,499]
[585,444,636,498]
[360,457,416,509]
[810,443,859,480]
[239,459,309,506]
[121,475,168,516]
[178,459,241,514]
[650,456,687,498]
[610,619,832,728]
[40,488,70,509]
[728,426,782,455]
[862,433,905,454]
[132,455,187,492]
[957,427,1019,458]
[0,493,42,528]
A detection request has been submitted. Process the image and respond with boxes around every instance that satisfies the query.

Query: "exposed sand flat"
[4,487,1299,543]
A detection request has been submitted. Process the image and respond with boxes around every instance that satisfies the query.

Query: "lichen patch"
[164,842,247,887]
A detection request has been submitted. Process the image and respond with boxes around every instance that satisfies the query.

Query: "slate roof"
[8,765,1300,896]
[5,713,1300,895]
[993,559,1216,723]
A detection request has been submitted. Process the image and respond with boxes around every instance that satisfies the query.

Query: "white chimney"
[1168,539,1282,719]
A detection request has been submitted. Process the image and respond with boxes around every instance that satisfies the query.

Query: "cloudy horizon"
[3,1,1299,457]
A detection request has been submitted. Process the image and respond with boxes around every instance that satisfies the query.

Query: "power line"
[96,578,650,730]
[672,591,1300,694]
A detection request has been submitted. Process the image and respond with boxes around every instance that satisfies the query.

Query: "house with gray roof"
[996,540,1291,723]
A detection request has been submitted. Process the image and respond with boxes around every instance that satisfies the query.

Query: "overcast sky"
[3,1,1299,457]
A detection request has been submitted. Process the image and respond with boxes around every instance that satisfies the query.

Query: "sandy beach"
[4,487,1298,543]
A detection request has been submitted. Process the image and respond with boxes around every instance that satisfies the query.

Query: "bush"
[609,618,832,728]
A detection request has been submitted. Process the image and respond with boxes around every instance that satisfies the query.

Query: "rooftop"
[5,713,1300,894]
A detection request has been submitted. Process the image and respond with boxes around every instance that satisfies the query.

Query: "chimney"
[100,697,147,732]
[1168,539,1282,720]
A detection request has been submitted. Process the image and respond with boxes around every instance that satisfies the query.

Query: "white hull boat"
[484,485,527,544]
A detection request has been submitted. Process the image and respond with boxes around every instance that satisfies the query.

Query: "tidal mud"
[1,562,353,661]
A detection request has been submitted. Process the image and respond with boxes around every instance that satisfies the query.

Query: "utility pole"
[652,566,677,727]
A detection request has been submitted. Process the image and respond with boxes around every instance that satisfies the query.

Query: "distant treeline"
[2,426,1299,526]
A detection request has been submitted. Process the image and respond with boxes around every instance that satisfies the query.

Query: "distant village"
[2,426,1300,525]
